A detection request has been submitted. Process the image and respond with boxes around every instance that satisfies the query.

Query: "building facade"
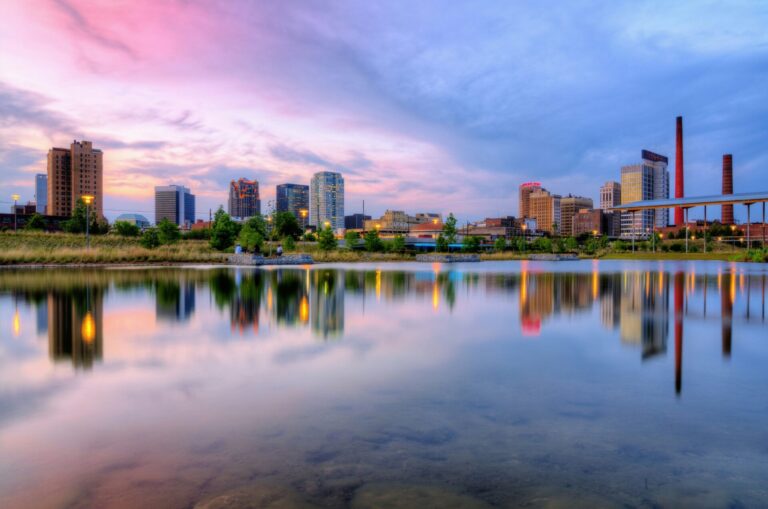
[276,183,309,227]
[155,185,195,227]
[35,174,47,214]
[600,181,621,210]
[115,213,150,229]
[344,213,371,230]
[559,195,593,237]
[364,210,443,235]
[620,150,669,238]
[47,140,104,218]
[228,179,260,218]
[528,188,561,234]
[310,171,344,230]
[519,182,542,218]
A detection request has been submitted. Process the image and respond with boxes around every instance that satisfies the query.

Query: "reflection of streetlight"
[11,194,20,232]
[81,312,95,343]
[82,195,94,249]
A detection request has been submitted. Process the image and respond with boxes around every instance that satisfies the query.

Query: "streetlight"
[521,224,527,255]
[299,208,308,228]
[82,195,94,249]
[11,194,20,232]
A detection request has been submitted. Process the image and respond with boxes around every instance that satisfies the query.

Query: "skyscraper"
[519,182,542,218]
[155,185,195,227]
[47,140,103,217]
[620,150,669,238]
[528,188,561,234]
[276,183,310,227]
[560,195,593,237]
[721,154,734,225]
[35,173,47,214]
[228,178,260,218]
[310,171,344,230]
[600,181,621,210]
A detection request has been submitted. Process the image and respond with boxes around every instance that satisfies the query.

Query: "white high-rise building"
[310,171,344,231]
[600,181,621,210]
[620,150,669,238]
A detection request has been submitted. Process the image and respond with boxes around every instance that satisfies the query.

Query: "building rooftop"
[612,191,768,212]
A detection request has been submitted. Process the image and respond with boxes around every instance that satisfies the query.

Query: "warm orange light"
[300,209,308,218]
[299,295,309,322]
[82,194,94,205]
[81,312,95,343]
[659,233,664,239]
[13,310,20,337]
[432,282,439,311]
[11,193,20,202]
[375,223,381,230]
[375,270,381,300]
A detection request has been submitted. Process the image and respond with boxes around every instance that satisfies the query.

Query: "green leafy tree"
[436,234,449,253]
[24,213,46,231]
[494,237,507,252]
[462,235,481,253]
[237,223,264,253]
[63,199,108,234]
[344,230,360,250]
[317,226,338,251]
[364,229,384,252]
[157,218,181,244]
[392,234,406,253]
[140,228,160,249]
[114,220,140,237]
[210,208,241,251]
[282,235,296,251]
[443,213,458,244]
[564,236,578,252]
[532,237,552,252]
[273,211,303,240]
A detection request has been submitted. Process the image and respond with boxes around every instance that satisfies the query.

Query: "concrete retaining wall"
[415,254,481,263]
[228,254,314,266]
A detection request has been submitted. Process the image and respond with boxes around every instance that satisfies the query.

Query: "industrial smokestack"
[674,116,684,226]
[722,154,734,225]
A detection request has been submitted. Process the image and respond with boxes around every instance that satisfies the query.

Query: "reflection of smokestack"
[721,273,732,358]
[674,272,684,395]
[674,116,684,226]
[722,154,734,225]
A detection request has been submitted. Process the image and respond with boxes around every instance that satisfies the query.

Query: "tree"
[317,225,337,251]
[62,198,107,234]
[24,213,46,231]
[273,211,303,239]
[114,220,140,237]
[282,236,296,251]
[364,229,384,252]
[140,228,160,249]
[564,236,578,252]
[157,218,181,244]
[532,237,552,252]
[494,237,507,252]
[436,234,449,253]
[237,222,264,253]
[210,208,241,251]
[392,234,406,253]
[302,231,317,242]
[462,235,481,253]
[344,230,360,250]
[443,213,458,244]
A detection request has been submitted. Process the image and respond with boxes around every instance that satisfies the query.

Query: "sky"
[1,0,767,223]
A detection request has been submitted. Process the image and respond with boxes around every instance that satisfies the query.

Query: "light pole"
[11,194,20,232]
[521,224,527,256]
[299,208,308,230]
[82,195,94,249]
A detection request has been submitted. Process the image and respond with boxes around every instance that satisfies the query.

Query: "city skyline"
[1,1,767,224]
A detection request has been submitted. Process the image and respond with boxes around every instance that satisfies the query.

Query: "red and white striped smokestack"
[722,154,734,225]
[674,116,684,226]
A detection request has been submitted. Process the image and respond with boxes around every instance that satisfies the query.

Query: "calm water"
[1,261,767,508]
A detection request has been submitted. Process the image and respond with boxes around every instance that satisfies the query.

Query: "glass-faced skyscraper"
[155,185,195,228]
[228,178,260,218]
[276,183,309,227]
[310,171,344,230]
[35,173,47,214]
[620,150,669,238]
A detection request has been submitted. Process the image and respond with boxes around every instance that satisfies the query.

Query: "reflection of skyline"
[48,288,103,369]
[2,268,766,386]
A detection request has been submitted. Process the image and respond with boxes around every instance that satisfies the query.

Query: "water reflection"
[1,265,765,390]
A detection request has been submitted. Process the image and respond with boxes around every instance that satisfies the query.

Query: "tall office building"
[47,140,103,217]
[600,181,621,210]
[276,183,310,227]
[519,182,542,218]
[310,171,344,230]
[228,178,260,218]
[35,174,47,214]
[560,195,593,237]
[155,185,195,227]
[620,150,669,238]
[528,188,561,234]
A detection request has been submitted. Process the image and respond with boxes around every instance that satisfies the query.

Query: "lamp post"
[299,208,308,230]
[521,224,527,255]
[82,195,94,249]
[11,194,20,232]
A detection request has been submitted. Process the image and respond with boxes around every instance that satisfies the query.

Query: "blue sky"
[1,0,767,222]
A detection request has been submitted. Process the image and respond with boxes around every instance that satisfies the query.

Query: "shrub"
[210,208,241,251]
[114,220,140,237]
[24,213,46,231]
[392,234,406,254]
[462,235,481,253]
[364,230,384,252]
[140,228,160,249]
[157,219,181,244]
[317,226,337,251]
[494,237,507,252]
[344,230,360,250]
[282,236,296,252]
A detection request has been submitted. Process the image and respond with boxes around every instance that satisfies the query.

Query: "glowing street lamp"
[82,195,94,249]
[299,208,308,227]
[521,223,528,254]
[11,193,20,232]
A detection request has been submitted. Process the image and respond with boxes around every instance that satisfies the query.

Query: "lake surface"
[1,261,767,508]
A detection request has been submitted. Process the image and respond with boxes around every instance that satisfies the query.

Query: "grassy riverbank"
[0,231,758,265]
